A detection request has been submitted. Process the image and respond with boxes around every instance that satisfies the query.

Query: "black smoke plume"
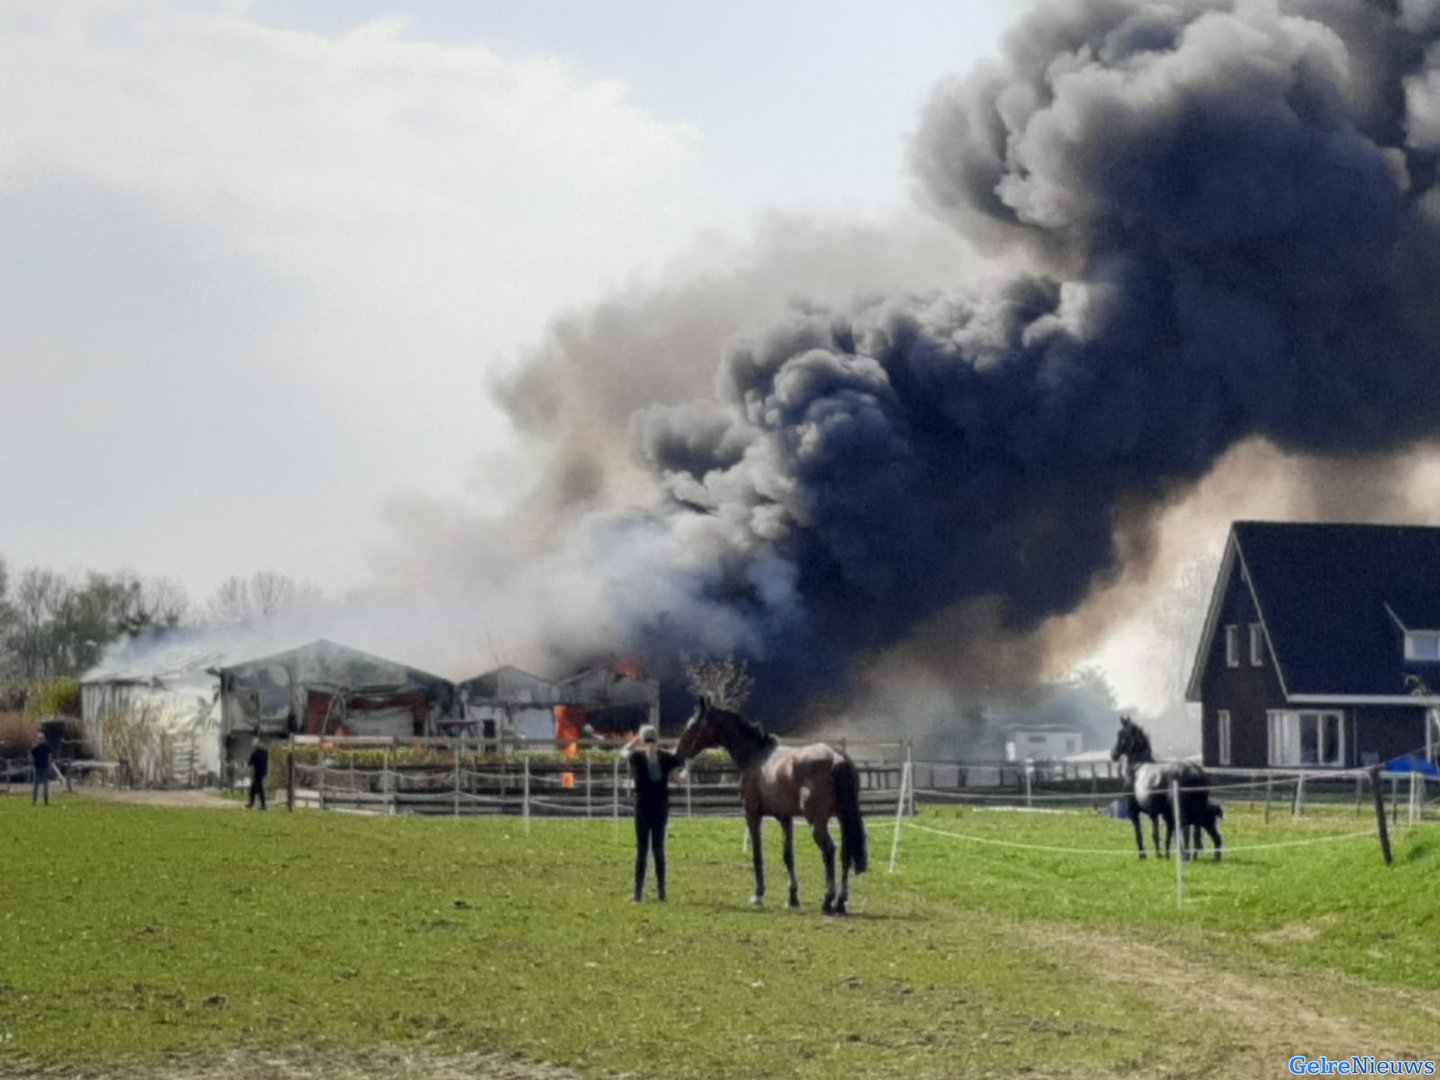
[486,0,1440,724]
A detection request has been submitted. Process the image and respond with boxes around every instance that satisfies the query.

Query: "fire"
[555,705,586,789]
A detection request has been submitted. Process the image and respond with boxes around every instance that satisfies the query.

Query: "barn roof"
[82,625,268,687]
[457,665,565,704]
[1192,521,1440,700]
[214,638,453,691]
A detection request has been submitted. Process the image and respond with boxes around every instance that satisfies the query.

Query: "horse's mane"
[1116,717,1154,764]
[708,704,777,765]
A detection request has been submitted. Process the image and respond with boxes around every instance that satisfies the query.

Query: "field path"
[74,787,239,809]
[1032,923,1440,1071]
[2,1045,583,1080]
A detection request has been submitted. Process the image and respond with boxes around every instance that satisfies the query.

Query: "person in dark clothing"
[247,739,269,810]
[622,724,684,902]
[31,735,53,806]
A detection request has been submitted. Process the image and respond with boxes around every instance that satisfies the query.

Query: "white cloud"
[0,1,729,596]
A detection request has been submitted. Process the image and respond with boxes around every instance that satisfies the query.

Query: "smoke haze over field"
[397,0,1440,734]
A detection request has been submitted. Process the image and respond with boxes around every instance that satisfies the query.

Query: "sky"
[0,0,1022,603]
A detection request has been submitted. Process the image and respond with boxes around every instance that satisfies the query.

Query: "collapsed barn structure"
[83,635,662,787]
[214,638,459,772]
[455,660,661,745]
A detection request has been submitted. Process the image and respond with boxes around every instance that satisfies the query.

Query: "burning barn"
[215,638,457,771]
[457,659,661,745]
[455,665,566,742]
[558,662,660,736]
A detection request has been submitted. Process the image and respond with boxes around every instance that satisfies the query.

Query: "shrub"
[28,677,81,719]
[0,711,38,761]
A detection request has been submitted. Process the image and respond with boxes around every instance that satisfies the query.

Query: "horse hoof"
[787,901,801,912]
[750,896,764,908]
[1138,853,1147,861]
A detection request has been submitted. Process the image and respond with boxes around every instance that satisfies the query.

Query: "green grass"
[0,796,1436,1078]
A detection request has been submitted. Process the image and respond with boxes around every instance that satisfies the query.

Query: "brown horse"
[674,698,868,915]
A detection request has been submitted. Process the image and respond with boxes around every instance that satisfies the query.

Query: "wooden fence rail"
[286,757,906,818]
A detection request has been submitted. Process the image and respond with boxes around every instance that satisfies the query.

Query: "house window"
[1249,623,1264,667]
[1404,631,1440,661]
[1224,624,1239,668]
[1267,710,1345,767]
[1217,710,1232,766]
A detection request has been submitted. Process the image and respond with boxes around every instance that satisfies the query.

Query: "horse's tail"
[833,758,869,875]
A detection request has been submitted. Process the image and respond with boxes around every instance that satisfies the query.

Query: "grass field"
[1,793,1438,1079]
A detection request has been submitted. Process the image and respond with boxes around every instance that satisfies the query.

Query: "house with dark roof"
[1187,521,1440,770]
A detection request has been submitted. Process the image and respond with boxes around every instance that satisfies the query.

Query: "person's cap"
[638,724,658,744]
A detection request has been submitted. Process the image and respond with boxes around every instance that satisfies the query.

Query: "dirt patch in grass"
[1256,922,1321,944]
[1,1044,583,1080]
[73,787,239,809]
[1032,923,1440,1066]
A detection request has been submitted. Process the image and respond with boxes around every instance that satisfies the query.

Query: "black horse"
[674,698,868,916]
[1110,716,1224,861]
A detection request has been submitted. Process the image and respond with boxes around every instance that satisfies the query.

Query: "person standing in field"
[31,733,54,806]
[621,724,683,902]
[247,737,269,810]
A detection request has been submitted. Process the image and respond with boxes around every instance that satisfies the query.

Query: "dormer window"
[1224,624,1239,667]
[1405,631,1440,661]
[1249,623,1264,667]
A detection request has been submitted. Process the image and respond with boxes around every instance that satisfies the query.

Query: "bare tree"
[684,655,756,712]
[10,568,70,681]
[105,573,191,634]
[206,570,321,625]
[139,577,190,628]
[251,570,320,618]
[1152,555,1222,708]
[206,576,252,625]
[0,563,192,686]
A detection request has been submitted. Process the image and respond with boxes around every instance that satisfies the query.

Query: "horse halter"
[676,701,717,760]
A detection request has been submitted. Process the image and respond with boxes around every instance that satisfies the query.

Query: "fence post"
[318,750,326,813]
[1024,760,1033,809]
[286,733,295,812]
[1171,776,1185,905]
[1293,771,1306,818]
[1263,774,1273,824]
[888,758,912,874]
[612,755,620,833]
[522,754,531,831]
[586,759,593,819]
[1370,766,1393,866]
[385,745,394,817]
[454,738,461,819]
